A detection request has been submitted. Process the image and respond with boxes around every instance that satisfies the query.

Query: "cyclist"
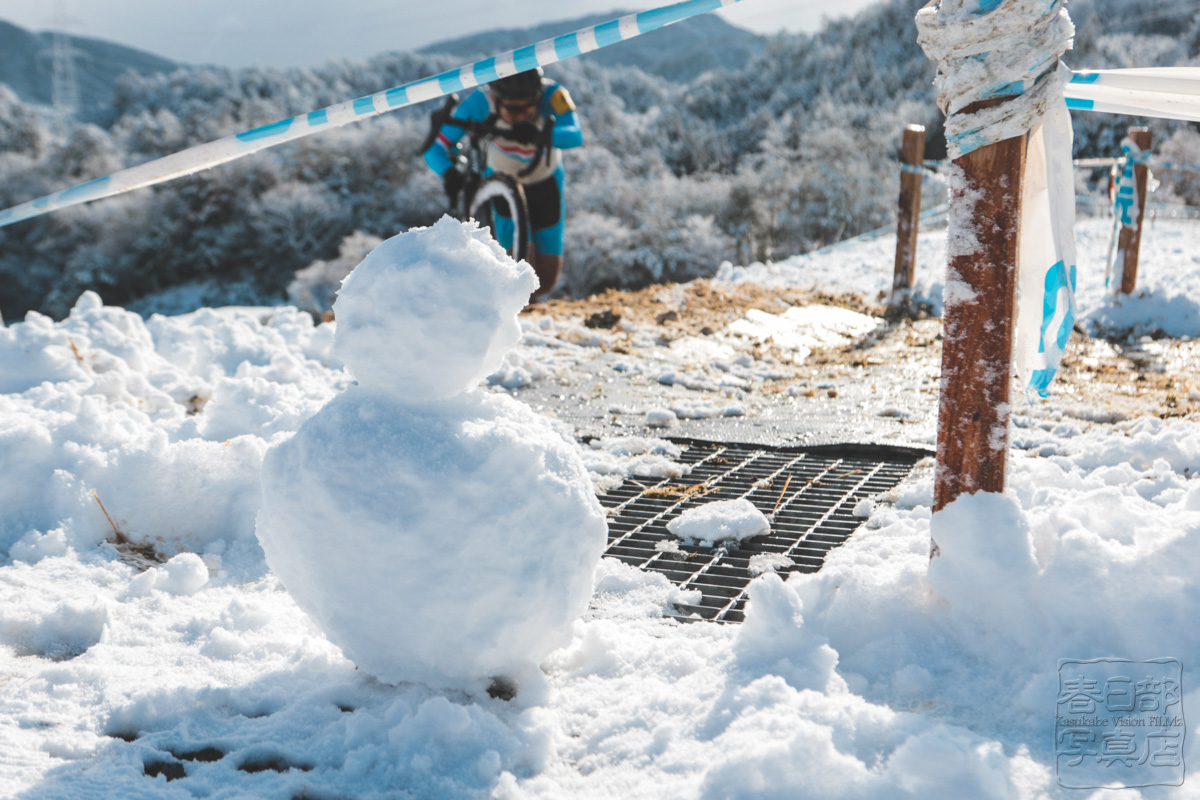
[423,67,582,300]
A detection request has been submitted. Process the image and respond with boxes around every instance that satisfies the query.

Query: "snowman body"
[256,218,607,689]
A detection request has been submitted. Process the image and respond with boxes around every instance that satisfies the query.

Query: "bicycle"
[419,94,556,264]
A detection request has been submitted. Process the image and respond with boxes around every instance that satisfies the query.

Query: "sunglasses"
[498,99,536,113]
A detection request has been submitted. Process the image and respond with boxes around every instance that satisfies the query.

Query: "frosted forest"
[0,0,1197,323]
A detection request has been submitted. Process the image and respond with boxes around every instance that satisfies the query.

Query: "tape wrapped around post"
[917,0,1078,407]
[915,0,1075,160]
[0,0,746,230]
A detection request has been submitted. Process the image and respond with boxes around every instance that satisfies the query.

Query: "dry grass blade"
[92,489,163,570]
[771,475,793,515]
[68,336,85,364]
[643,480,714,500]
[92,490,121,538]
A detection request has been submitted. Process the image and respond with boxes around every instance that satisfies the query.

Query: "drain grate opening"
[598,438,929,623]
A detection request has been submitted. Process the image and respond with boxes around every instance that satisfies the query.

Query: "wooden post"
[892,124,926,304]
[1117,126,1153,295]
[933,131,1027,514]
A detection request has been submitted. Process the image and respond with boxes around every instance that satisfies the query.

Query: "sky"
[0,0,883,68]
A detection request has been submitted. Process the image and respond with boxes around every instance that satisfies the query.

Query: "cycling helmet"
[489,68,544,102]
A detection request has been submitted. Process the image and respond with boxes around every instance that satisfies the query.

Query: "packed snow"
[256,219,607,691]
[666,498,772,546]
[1,213,1200,798]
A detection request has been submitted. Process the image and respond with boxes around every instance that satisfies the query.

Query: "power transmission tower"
[50,0,80,116]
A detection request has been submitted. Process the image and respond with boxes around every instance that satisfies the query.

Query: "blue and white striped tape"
[1065,67,1200,123]
[0,0,746,230]
[1152,160,1200,176]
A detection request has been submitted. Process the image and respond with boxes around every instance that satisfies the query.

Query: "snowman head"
[332,217,538,401]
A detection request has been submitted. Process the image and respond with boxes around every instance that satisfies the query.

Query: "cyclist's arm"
[551,109,582,150]
[545,86,583,150]
[422,91,491,175]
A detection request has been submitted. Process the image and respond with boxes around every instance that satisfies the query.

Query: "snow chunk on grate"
[666,498,770,546]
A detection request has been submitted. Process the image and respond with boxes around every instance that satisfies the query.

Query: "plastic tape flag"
[1065,68,1200,123]
[1015,101,1077,399]
[0,0,746,230]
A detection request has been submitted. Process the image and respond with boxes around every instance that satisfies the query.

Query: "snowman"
[255,217,607,694]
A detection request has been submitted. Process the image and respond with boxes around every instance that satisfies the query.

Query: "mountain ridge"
[0,19,178,123]
[419,10,765,81]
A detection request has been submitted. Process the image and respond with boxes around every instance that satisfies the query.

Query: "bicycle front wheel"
[468,174,530,264]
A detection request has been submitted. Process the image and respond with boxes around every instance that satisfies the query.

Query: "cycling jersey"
[423,79,582,186]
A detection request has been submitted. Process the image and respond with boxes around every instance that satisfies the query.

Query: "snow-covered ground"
[2,214,1200,799]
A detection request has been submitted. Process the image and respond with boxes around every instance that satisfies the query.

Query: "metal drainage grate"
[599,438,929,623]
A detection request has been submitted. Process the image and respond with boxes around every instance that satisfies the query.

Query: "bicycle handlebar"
[417,93,460,155]
[421,94,557,183]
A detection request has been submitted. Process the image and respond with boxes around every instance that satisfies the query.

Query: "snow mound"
[332,216,538,401]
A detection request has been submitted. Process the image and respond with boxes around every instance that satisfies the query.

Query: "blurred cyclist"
[423,67,582,300]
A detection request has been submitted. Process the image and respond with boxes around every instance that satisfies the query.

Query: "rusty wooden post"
[933,130,1027,514]
[1117,126,1153,295]
[892,124,926,304]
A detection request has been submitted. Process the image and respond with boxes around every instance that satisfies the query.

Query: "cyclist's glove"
[442,167,465,200]
[507,121,541,145]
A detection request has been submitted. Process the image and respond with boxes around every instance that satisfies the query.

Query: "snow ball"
[332,217,538,401]
[72,290,103,314]
[255,389,607,690]
[127,553,209,597]
[667,498,770,546]
[160,553,210,595]
[852,497,875,518]
[645,408,677,428]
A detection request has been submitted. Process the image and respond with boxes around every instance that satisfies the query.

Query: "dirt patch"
[528,279,1200,423]
[532,280,882,340]
[1053,335,1200,420]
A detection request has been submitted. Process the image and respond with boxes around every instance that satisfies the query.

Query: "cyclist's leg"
[479,167,518,252]
[525,168,565,299]
[492,214,515,252]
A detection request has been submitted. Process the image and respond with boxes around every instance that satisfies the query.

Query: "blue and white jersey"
[424,79,582,185]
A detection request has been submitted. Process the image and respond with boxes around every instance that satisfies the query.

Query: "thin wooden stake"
[933,130,1027,515]
[892,124,926,305]
[1117,126,1153,295]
